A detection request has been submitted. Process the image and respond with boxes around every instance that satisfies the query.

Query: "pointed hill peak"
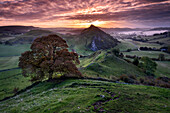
[81,24,104,35]
[88,24,100,30]
[89,24,97,28]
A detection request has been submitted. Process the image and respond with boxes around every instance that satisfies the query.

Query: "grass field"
[123,51,170,59]
[0,56,19,70]
[155,61,170,77]
[130,40,162,49]
[0,69,31,100]
[148,37,170,46]
[0,38,169,113]
[114,39,138,51]
[0,79,169,113]
[0,44,30,57]
[80,50,145,78]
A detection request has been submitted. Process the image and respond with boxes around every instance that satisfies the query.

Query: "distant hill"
[6,29,53,44]
[0,25,37,34]
[64,25,119,55]
[81,25,119,51]
[149,27,170,31]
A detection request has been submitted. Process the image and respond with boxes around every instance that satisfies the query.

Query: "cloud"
[0,0,169,27]
[67,3,170,21]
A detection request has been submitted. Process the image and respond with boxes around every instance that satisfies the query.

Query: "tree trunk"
[49,71,53,80]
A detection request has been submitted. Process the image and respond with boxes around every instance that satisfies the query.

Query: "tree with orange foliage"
[19,34,82,82]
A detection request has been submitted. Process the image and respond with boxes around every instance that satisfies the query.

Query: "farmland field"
[123,51,170,59]
[0,44,30,57]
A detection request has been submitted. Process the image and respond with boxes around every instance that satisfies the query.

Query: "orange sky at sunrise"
[0,0,170,28]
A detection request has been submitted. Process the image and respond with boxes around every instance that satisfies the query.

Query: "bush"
[127,49,132,52]
[139,78,144,83]
[120,75,135,83]
[13,87,19,94]
[111,48,120,57]
[133,58,139,66]
[139,77,170,88]
[158,54,165,61]
[110,76,118,81]
[139,57,157,76]
[129,75,137,80]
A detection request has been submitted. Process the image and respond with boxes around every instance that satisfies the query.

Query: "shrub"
[129,75,137,80]
[158,54,165,61]
[13,87,19,94]
[127,49,132,52]
[139,57,157,76]
[133,58,139,66]
[139,78,144,83]
[111,48,120,57]
[110,76,118,81]
[120,75,134,83]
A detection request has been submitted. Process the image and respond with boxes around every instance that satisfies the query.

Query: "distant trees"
[133,58,139,66]
[139,57,157,76]
[19,34,82,82]
[158,54,165,61]
[112,48,120,57]
[126,49,132,52]
[168,46,170,53]
[111,48,124,58]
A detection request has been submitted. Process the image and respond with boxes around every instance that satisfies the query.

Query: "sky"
[0,0,170,28]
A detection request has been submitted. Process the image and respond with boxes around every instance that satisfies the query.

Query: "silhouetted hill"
[64,25,119,54]
[0,26,37,34]
[6,29,53,44]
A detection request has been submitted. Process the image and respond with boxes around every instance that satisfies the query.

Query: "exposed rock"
[81,24,119,51]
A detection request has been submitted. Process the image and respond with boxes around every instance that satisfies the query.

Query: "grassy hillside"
[64,35,94,55]
[114,39,138,51]
[63,25,119,55]
[0,56,19,70]
[0,79,169,113]
[0,44,30,57]
[123,51,170,59]
[7,30,53,44]
[79,50,145,79]
[0,69,31,100]
[155,61,170,77]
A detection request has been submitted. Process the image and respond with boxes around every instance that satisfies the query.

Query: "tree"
[112,48,120,57]
[168,46,170,53]
[19,34,82,82]
[133,58,139,66]
[139,57,157,76]
[158,54,165,61]
[127,49,132,52]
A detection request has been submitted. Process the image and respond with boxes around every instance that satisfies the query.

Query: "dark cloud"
[139,0,169,3]
[0,0,169,27]
[67,3,170,25]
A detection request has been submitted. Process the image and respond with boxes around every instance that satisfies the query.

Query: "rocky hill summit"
[80,24,119,51]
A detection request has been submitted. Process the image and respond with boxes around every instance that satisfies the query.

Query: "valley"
[0,25,169,112]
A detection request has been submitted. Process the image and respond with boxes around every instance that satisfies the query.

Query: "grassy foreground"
[0,79,169,113]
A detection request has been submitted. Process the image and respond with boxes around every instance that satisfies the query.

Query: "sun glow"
[75,20,106,28]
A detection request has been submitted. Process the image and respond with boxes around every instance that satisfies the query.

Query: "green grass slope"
[155,61,170,77]
[79,50,145,79]
[0,56,19,70]
[0,69,31,100]
[8,30,53,44]
[0,44,30,57]
[64,35,94,55]
[0,79,169,113]
[123,51,170,59]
